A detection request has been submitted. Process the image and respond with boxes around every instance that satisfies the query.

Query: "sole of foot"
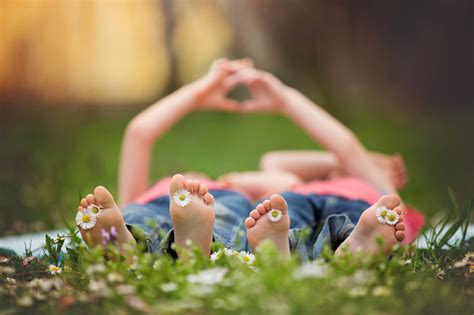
[335,194,406,256]
[77,186,135,248]
[169,174,215,258]
[245,194,291,257]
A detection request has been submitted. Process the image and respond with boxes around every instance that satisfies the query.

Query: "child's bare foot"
[371,153,408,190]
[335,194,406,256]
[76,186,135,247]
[169,174,215,257]
[245,194,291,257]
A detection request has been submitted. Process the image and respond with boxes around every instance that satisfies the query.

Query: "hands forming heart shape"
[193,58,290,113]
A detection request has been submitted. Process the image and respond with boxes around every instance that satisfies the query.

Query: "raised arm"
[230,68,398,196]
[118,59,251,206]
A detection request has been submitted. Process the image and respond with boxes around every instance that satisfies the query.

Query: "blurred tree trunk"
[161,0,178,94]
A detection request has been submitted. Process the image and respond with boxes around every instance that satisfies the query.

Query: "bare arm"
[118,59,251,206]
[281,88,397,194]
[231,68,398,195]
[260,150,339,181]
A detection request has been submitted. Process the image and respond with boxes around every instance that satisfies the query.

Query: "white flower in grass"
[210,251,221,262]
[294,260,328,279]
[224,248,237,256]
[187,267,228,285]
[86,263,106,275]
[172,188,191,207]
[267,209,283,223]
[238,251,256,266]
[384,209,399,225]
[75,210,97,230]
[48,264,62,275]
[375,206,389,224]
[160,282,177,292]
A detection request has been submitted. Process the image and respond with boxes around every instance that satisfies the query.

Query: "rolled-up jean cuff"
[288,228,310,261]
[125,223,157,253]
[337,224,355,242]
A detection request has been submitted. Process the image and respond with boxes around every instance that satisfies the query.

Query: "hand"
[226,68,291,113]
[191,58,253,112]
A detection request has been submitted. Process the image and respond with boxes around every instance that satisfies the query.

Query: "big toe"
[270,194,288,214]
[94,186,117,209]
[169,174,185,194]
[375,194,400,210]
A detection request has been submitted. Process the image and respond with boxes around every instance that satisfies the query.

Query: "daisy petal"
[172,189,191,207]
[267,209,283,223]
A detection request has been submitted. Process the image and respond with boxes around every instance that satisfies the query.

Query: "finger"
[210,58,228,71]
[237,100,264,113]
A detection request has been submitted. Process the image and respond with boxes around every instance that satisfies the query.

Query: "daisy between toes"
[76,204,103,230]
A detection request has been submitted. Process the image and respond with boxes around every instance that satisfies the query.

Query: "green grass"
[0,104,473,314]
[0,209,472,315]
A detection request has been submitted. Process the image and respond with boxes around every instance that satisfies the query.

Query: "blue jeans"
[121,190,370,260]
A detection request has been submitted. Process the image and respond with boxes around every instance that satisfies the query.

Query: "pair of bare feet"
[76,174,405,259]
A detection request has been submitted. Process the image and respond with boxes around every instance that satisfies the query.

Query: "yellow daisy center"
[271,211,279,218]
[243,256,250,262]
[380,210,388,217]
[388,213,396,221]
[91,207,99,214]
[83,214,91,223]
[179,194,186,201]
[51,266,59,272]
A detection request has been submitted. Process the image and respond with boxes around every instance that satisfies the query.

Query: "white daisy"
[48,264,62,275]
[210,251,221,262]
[384,209,400,225]
[187,268,228,285]
[238,251,256,266]
[375,206,389,224]
[75,210,97,230]
[161,282,177,292]
[267,209,283,223]
[223,248,237,256]
[172,188,191,207]
[87,204,103,216]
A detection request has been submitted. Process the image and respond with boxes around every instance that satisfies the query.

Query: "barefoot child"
[76,59,420,260]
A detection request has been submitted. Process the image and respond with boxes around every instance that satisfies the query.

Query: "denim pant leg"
[121,197,173,253]
[286,194,371,260]
[211,190,254,252]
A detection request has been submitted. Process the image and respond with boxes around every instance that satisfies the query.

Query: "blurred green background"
[0,0,473,235]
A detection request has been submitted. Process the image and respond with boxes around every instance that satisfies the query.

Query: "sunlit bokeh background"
[1,0,472,235]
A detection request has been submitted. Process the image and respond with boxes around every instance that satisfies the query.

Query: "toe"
[192,180,200,194]
[263,200,272,211]
[269,194,288,214]
[256,204,266,214]
[199,184,209,196]
[395,207,403,215]
[245,217,256,228]
[77,206,84,212]
[250,210,261,219]
[169,174,185,195]
[395,222,405,231]
[184,179,193,192]
[80,198,88,208]
[86,194,96,205]
[203,193,214,206]
[376,194,401,209]
[395,231,405,242]
[93,186,117,209]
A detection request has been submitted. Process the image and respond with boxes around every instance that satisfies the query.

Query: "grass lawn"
[0,103,472,314]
